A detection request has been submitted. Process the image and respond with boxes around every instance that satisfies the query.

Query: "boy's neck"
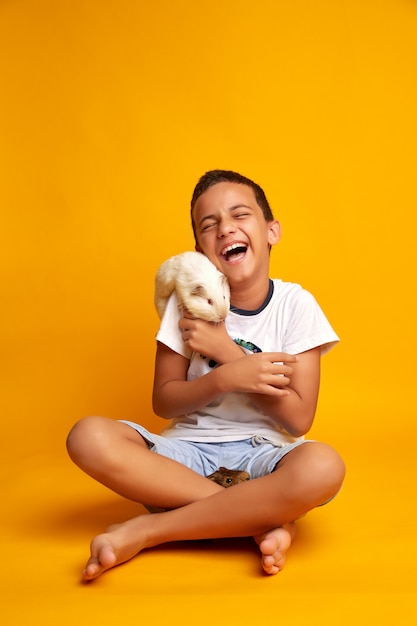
[229,278,271,312]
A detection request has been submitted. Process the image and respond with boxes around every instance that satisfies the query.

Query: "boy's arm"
[152,316,245,418]
[153,316,321,438]
[152,339,299,421]
[152,342,226,418]
[176,316,321,437]
[249,346,321,438]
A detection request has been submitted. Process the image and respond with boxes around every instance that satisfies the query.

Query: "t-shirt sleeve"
[281,288,339,355]
[155,292,192,359]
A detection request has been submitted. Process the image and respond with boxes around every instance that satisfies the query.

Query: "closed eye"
[201,221,216,232]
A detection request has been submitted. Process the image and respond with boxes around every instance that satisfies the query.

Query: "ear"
[267,220,281,246]
[191,285,206,297]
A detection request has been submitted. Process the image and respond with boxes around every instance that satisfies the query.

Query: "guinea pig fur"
[155,251,230,322]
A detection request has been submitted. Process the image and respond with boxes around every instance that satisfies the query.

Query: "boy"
[67,170,345,581]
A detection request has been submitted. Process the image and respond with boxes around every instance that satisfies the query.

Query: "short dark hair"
[190,170,274,242]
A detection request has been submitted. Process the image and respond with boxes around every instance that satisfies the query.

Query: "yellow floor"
[2,425,416,625]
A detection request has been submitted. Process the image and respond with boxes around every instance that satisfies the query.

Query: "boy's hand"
[179,309,236,363]
[179,310,298,395]
[221,352,298,396]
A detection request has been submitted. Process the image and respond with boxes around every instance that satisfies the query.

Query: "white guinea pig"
[154,251,230,322]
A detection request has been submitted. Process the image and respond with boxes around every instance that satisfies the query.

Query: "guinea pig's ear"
[191,285,206,297]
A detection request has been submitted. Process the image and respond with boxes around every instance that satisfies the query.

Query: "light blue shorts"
[120,421,314,479]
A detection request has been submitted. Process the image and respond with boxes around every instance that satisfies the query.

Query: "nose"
[217,217,236,237]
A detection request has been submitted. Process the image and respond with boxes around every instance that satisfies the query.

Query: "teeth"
[221,243,247,256]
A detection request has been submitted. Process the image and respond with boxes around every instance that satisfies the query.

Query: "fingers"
[269,373,291,390]
[178,315,197,334]
[267,354,298,383]
[273,364,294,380]
[270,352,299,364]
[261,354,297,391]
[256,379,292,396]
[182,307,196,320]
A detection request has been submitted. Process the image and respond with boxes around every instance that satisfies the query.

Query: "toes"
[256,527,293,575]
[259,536,278,556]
[262,553,275,568]
[261,552,284,575]
[82,559,101,581]
[97,543,117,568]
[82,537,117,581]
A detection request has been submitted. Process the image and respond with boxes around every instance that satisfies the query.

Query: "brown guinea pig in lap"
[207,467,250,487]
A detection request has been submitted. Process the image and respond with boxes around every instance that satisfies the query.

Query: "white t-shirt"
[156,279,339,446]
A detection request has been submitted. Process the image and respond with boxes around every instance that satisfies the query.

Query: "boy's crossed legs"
[66,417,345,580]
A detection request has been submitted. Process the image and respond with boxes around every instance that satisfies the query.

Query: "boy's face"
[192,182,280,289]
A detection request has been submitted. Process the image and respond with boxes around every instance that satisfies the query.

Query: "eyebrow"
[198,204,253,228]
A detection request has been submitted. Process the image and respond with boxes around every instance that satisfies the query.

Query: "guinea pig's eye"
[208,299,213,305]
[225,477,233,484]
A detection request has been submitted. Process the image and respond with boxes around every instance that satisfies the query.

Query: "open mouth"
[221,242,248,262]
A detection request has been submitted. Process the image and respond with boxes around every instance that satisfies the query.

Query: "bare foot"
[254,522,296,575]
[82,518,149,582]
[81,514,297,580]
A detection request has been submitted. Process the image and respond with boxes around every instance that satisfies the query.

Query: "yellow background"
[1,0,416,623]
